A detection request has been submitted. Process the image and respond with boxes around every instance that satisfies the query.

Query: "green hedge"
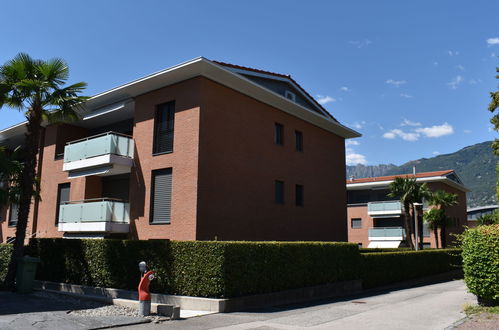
[0,244,12,283]
[359,248,411,253]
[4,239,462,298]
[27,239,360,298]
[361,249,462,288]
[460,225,499,304]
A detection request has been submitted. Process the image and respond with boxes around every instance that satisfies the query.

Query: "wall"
[196,77,347,241]
[128,77,201,240]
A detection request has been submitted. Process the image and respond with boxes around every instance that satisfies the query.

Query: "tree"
[476,211,499,226]
[388,177,430,249]
[423,208,446,248]
[426,190,458,248]
[0,53,87,289]
[488,66,499,201]
[0,147,23,206]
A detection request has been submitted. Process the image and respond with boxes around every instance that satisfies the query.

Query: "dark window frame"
[55,182,71,225]
[274,123,284,146]
[351,218,362,229]
[275,180,284,204]
[295,184,304,206]
[295,130,303,152]
[153,101,175,155]
[8,203,18,227]
[150,168,173,224]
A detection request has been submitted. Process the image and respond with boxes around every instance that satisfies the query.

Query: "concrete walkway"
[0,291,149,330]
[123,280,475,330]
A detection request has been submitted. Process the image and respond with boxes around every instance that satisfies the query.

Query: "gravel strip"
[34,290,170,324]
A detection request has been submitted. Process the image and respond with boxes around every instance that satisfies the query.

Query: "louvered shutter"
[154,102,175,154]
[151,168,172,223]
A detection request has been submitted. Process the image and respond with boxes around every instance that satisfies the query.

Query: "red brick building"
[347,170,468,248]
[0,58,360,242]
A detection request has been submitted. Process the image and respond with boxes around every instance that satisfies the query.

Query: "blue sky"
[1,0,498,166]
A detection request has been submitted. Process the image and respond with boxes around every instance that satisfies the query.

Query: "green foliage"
[361,249,461,288]
[26,239,360,298]
[477,211,499,225]
[0,244,12,283]
[460,225,499,304]
[2,239,462,298]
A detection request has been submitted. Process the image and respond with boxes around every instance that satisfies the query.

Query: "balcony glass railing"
[367,201,402,214]
[368,227,406,238]
[58,198,130,223]
[63,132,133,163]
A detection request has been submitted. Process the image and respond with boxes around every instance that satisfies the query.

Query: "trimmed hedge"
[27,239,360,298]
[0,239,461,298]
[0,244,12,283]
[460,225,499,304]
[361,249,462,288]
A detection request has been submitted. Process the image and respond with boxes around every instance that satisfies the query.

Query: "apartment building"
[0,57,360,242]
[347,170,469,248]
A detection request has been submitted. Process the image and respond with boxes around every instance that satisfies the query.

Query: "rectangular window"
[55,183,71,225]
[295,184,304,206]
[275,180,284,204]
[153,101,175,154]
[8,203,18,227]
[274,123,284,145]
[351,218,362,229]
[423,221,431,237]
[423,243,432,249]
[150,168,173,224]
[295,131,303,152]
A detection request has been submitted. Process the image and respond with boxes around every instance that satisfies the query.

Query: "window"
[295,131,303,152]
[274,123,284,145]
[150,168,173,224]
[153,101,175,154]
[295,184,304,206]
[8,203,18,227]
[351,218,362,229]
[55,183,71,225]
[358,243,363,248]
[275,180,284,204]
[284,90,296,101]
[423,221,430,237]
[423,243,432,249]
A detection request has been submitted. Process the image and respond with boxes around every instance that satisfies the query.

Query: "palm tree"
[423,208,445,248]
[388,177,430,249]
[0,53,87,289]
[426,190,458,248]
[0,147,23,206]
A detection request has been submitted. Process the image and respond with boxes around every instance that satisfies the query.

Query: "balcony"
[368,227,405,241]
[367,201,403,217]
[63,132,134,178]
[58,198,130,233]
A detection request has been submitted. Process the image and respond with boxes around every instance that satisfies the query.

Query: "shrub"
[361,249,461,288]
[460,225,499,304]
[27,239,359,298]
[0,244,12,283]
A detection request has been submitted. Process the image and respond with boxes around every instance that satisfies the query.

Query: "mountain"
[347,141,497,208]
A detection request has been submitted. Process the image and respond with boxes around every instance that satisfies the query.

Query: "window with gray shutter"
[151,168,172,224]
[56,183,70,225]
[8,203,18,227]
[153,101,175,154]
[351,218,362,229]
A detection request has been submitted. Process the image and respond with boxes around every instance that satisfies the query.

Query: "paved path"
[124,280,475,330]
[0,291,149,330]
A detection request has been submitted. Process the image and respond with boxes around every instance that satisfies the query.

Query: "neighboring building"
[467,205,498,227]
[0,57,360,242]
[347,170,469,248]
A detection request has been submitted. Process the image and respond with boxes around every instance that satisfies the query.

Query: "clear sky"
[1,0,498,166]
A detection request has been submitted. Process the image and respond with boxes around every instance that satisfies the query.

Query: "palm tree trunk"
[434,228,439,248]
[403,206,414,249]
[440,224,447,248]
[3,106,42,289]
[418,210,424,250]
